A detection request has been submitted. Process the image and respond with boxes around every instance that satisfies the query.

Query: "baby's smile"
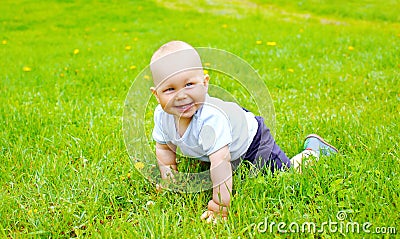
[175,102,194,112]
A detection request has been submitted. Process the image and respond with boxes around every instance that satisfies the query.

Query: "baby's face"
[152,69,208,119]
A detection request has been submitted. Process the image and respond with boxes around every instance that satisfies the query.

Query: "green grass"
[1,0,399,238]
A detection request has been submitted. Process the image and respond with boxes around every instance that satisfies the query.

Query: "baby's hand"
[200,200,228,224]
[200,210,227,224]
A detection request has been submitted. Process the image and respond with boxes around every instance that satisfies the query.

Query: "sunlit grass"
[1,0,399,238]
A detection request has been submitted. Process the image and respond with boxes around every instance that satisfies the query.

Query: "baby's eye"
[185,82,194,87]
[163,88,174,92]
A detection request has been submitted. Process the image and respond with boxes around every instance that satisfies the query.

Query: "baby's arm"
[206,145,232,218]
[155,142,177,179]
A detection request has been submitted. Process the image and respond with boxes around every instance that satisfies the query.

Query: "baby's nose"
[175,89,187,100]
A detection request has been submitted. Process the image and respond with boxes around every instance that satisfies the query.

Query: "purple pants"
[241,116,291,173]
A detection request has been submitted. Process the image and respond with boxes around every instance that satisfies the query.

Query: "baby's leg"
[290,149,318,172]
[243,116,291,173]
[291,134,338,172]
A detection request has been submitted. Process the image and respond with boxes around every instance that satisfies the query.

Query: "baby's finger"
[206,216,215,224]
[200,210,213,220]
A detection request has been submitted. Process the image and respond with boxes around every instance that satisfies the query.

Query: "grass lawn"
[1,0,399,238]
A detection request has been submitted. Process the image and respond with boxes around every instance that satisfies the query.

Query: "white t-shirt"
[152,95,258,162]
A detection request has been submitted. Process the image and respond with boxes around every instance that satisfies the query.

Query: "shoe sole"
[305,134,339,153]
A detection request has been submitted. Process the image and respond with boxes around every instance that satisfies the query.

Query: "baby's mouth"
[175,103,194,112]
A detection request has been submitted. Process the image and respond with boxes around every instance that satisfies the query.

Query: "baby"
[149,40,338,222]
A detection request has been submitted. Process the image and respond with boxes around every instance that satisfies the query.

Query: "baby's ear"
[203,74,210,85]
[203,74,210,90]
[150,87,160,103]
